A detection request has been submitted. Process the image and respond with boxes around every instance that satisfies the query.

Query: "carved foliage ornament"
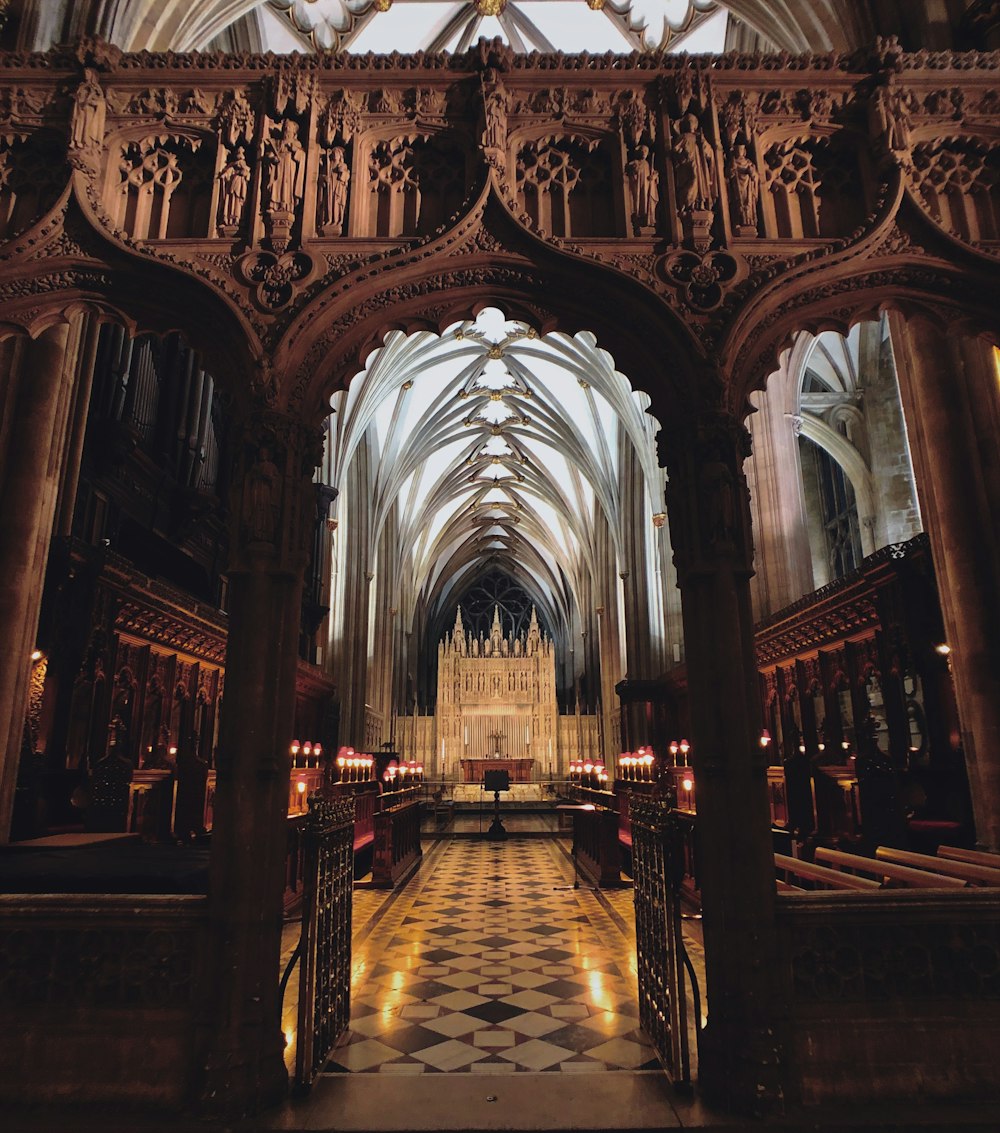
[239,249,313,311]
[658,249,741,312]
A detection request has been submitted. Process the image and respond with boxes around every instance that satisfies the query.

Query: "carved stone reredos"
[0,40,997,422]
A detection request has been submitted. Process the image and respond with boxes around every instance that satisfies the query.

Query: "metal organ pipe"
[173,348,197,477]
[110,331,134,422]
[193,374,214,489]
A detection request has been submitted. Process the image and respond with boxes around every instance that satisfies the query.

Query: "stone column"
[887,313,1000,850]
[199,406,322,1113]
[0,318,86,842]
[663,411,780,1113]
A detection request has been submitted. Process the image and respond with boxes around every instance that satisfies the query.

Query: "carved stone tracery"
[0,42,994,420]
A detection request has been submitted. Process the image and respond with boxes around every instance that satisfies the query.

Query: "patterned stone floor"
[327,839,661,1075]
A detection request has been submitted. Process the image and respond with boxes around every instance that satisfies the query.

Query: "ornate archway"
[0,35,999,1118]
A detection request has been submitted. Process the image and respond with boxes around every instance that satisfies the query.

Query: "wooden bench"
[776,878,804,892]
[938,845,1000,870]
[775,853,881,891]
[876,846,1000,887]
[815,847,967,889]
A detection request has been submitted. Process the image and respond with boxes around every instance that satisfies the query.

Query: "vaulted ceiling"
[23,0,960,54]
[328,307,664,638]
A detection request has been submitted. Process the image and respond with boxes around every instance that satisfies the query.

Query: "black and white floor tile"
[326,840,660,1075]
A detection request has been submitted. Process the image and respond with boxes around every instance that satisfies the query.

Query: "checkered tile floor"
[327,839,659,1075]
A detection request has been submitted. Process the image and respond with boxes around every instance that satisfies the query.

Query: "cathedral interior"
[2,1,1000,1130]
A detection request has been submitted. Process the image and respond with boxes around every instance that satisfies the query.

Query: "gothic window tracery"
[762,135,865,239]
[113,136,213,240]
[0,133,68,241]
[911,139,1000,243]
[453,570,543,642]
[516,137,617,238]
[367,133,468,237]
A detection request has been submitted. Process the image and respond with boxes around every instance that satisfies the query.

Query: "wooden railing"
[572,805,622,888]
[372,798,422,888]
[0,893,207,1107]
[329,780,379,852]
[774,888,1000,1107]
[126,769,176,841]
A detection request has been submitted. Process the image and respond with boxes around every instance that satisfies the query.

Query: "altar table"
[460,757,535,784]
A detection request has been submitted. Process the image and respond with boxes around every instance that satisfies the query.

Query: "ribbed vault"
[325,305,668,698]
[16,0,965,55]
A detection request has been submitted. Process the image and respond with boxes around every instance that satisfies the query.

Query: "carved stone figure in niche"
[870,74,913,157]
[419,88,447,118]
[672,113,717,211]
[244,445,281,545]
[700,456,737,549]
[320,146,350,234]
[728,141,760,230]
[184,88,213,115]
[264,119,305,215]
[372,89,401,115]
[625,145,659,232]
[218,145,250,230]
[219,89,255,148]
[482,83,509,155]
[70,68,106,150]
[617,94,647,148]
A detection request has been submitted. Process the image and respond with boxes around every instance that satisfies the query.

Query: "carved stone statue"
[244,445,281,545]
[625,145,659,231]
[321,146,350,233]
[264,119,305,215]
[218,145,251,229]
[870,74,913,156]
[728,141,760,229]
[70,67,106,150]
[482,83,509,155]
[700,457,737,549]
[672,113,717,211]
[219,89,255,148]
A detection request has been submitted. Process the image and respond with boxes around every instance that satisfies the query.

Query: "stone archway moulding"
[0,38,997,429]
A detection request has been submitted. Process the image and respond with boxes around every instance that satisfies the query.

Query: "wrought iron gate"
[630,793,692,1088]
[295,794,355,1088]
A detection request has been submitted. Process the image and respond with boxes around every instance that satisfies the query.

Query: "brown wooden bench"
[775,853,881,891]
[815,847,967,889]
[938,845,1000,870]
[776,878,804,892]
[876,845,1000,887]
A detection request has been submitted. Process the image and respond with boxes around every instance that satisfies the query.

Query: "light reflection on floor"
[281,825,705,1078]
[326,839,657,1074]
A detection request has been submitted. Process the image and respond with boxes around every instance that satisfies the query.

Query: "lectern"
[483,769,510,840]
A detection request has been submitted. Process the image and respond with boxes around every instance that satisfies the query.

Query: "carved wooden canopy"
[0,37,998,425]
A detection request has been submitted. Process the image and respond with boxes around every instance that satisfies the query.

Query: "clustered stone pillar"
[199,405,322,1112]
[887,312,1000,850]
[663,410,780,1113]
[0,316,88,843]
